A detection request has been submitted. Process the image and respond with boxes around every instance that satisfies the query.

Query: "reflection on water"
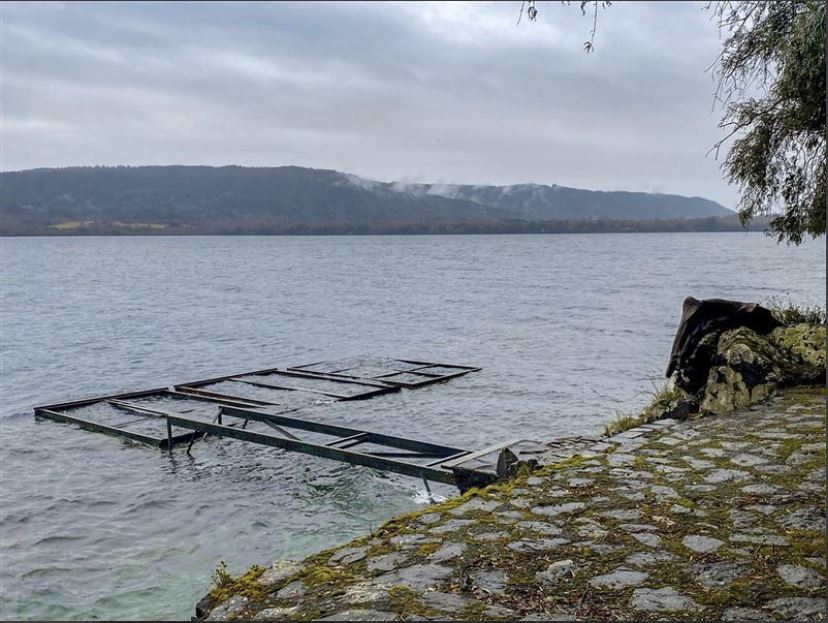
[1,233,824,620]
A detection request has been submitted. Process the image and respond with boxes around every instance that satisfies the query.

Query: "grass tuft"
[208,563,266,604]
[601,382,685,436]
[766,297,826,325]
[210,560,232,590]
[602,412,643,436]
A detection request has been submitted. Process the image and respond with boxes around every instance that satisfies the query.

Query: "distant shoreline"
[0,166,740,237]
[1,216,769,237]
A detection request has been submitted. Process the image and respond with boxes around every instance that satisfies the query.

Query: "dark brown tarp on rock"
[666,297,781,392]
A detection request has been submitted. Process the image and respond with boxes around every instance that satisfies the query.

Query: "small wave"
[411,489,447,505]
[119,498,174,516]
[32,534,85,547]
[1,410,40,421]
[20,566,77,580]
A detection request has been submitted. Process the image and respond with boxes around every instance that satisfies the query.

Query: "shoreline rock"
[195,386,826,621]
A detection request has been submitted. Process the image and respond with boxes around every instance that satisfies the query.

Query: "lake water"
[1,233,824,620]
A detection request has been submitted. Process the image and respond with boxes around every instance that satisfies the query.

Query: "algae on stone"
[700,324,826,415]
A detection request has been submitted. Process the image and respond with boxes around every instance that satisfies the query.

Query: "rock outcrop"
[665,297,825,416]
[699,323,826,414]
[666,297,782,393]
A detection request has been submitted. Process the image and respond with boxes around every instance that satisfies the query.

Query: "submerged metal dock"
[33,357,544,489]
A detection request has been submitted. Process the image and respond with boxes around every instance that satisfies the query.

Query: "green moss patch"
[208,564,266,604]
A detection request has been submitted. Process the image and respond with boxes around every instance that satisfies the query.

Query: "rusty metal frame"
[288,359,481,388]
[32,357,482,486]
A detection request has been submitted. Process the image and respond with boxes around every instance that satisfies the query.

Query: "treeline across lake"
[1,165,738,237]
[1,215,768,236]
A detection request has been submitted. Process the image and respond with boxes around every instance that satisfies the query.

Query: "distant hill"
[351,177,730,221]
[0,165,734,235]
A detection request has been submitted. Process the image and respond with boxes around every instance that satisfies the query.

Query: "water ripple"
[0,233,824,620]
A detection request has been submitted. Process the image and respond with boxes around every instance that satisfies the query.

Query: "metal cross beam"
[164,412,461,485]
[219,405,467,456]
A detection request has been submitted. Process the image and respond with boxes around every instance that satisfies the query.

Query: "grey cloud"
[0,1,737,206]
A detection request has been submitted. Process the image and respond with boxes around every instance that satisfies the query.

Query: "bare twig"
[517,0,609,53]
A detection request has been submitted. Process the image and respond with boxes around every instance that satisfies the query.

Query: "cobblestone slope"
[199,387,826,621]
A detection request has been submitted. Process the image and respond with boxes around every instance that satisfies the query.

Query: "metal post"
[166,418,173,453]
[186,431,198,456]
[422,475,435,503]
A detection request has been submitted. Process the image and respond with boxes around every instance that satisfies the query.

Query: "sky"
[1,1,739,207]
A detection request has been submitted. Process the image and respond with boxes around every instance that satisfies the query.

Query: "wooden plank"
[34,407,163,447]
[164,414,457,485]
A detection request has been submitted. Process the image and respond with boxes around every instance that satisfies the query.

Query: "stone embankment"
[196,318,826,621]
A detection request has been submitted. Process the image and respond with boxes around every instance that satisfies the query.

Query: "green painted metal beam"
[165,413,458,485]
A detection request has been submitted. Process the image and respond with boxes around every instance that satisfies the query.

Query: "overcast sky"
[1,1,739,206]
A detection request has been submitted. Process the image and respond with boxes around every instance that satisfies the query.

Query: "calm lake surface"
[1,233,825,620]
